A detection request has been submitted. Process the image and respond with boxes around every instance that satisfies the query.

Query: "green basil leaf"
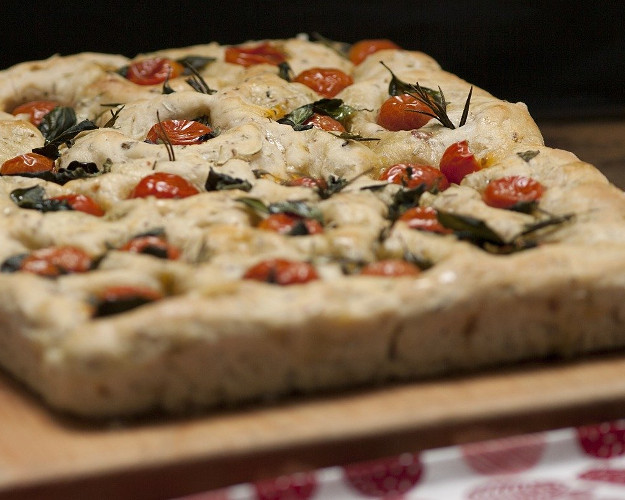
[9,185,71,212]
[236,196,270,214]
[1,254,27,273]
[437,211,506,245]
[205,168,252,192]
[268,200,324,223]
[517,150,540,162]
[177,56,216,72]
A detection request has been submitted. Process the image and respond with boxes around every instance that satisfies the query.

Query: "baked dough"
[1,36,624,417]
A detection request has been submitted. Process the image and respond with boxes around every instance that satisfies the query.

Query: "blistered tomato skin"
[293,68,354,98]
[20,246,92,277]
[224,43,286,67]
[380,163,449,192]
[129,173,199,199]
[303,113,346,132]
[120,235,181,260]
[12,100,59,126]
[377,94,433,131]
[258,213,324,235]
[360,259,421,277]
[0,153,55,175]
[146,119,213,145]
[482,176,545,209]
[348,39,401,65]
[397,206,452,234]
[243,259,319,285]
[49,194,105,217]
[125,58,184,85]
[439,140,481,185]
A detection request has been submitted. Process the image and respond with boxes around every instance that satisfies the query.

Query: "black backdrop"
[2,1,624,119]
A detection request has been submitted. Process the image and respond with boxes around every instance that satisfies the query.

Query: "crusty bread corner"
[1,37,625,417]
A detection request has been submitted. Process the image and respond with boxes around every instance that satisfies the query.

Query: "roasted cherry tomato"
[285,176,328,190]
[360,259,421,277]
[120,235,181,260]
[303,113,346,132]
[293,67,354,98]
[48,193,105,216]
[482,175,545,210]
[348,39,401,65]
[129,172,199,199]
[225,43,286,67]
[439,140,480,185]
[12,100,59,126]
[379,163,449,192]
[93,285,163,317]
[258,213,324,235]
[20,246,92,277]
[377,94,433,131]
[397,206,452,234]
[125,57,184,85]
[0,153,55,175]
[146,119,213,145]
[243,258,319,285]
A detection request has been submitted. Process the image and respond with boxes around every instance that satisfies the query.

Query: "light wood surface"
[0,119,624,500]
[2,353,625,500]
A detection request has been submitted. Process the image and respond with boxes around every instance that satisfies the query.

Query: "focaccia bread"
[0,36,624,417]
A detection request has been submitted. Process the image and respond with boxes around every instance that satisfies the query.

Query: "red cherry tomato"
[125,58,184,85]
[258,213,324,235]
[243,258,319,285]
[129,172,199,199]
[377,94,433,131]
[439,140,480,185]
[348,39,401,65]
[482,176,545,209]
[0,153,55,175]
[119,235,181,260]
[224,43,286,67]
[293,67,354,98]
[12,100,59,126]
[360,259,421,277]
[146,119,213,145]
[379,163,449,191]
[397,206,452,234]
[303,113,346,132]
[20,246,92,277]
[49,194,105,216]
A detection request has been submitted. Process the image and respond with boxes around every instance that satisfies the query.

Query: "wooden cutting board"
[2,352,625,500]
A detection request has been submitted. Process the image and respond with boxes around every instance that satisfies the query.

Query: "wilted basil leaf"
[437,211,506,245]
[0,254,27,273]
[268,200,324,222]
[278,62,294,82]
[178,56,216,72]
[517,150,540,162]
[38,106,97,148]
[10,185,71,212]
[236,196,270,214]
[205,168,252,192]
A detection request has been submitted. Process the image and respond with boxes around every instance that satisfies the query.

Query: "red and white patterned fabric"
[176,420,625,499]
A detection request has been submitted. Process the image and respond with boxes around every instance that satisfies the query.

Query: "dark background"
[1,1,624,120]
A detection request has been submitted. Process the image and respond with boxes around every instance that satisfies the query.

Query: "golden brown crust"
[0,37,624,417]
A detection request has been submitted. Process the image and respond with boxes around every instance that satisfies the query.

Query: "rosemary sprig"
[381,62,472,130]
[155,111,175,161]
[184,62,217,95]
